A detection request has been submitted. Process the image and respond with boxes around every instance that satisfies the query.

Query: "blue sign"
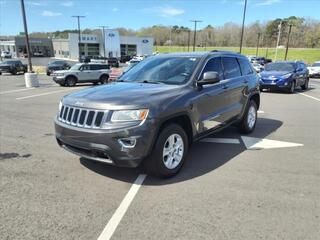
[142,39,149,43]
[108,33,115,37]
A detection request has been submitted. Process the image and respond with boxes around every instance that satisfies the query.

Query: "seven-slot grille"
[59,105,106,128]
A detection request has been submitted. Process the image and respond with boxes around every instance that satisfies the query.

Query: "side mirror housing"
[198,71,220,86]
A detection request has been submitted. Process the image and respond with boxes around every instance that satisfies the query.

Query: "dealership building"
[52,29,154,60]
[0,37,54,57]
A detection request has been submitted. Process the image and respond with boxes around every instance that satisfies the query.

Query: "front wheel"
[100,74,109,84]
[301,78,309,90]
[288,81,295,93]
[238,100,257,134]
[65,76,77,87]
[144,124,188,178]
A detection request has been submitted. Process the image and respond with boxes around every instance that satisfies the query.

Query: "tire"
[301,78,309,90]
[65,76,77,87]
[100,74,109,84]
[59,83,65,87]
[46,72,50,76]
[288,81,295,93]
[11,69,17,75]
[238,100,258,134]
[144,124,189,178]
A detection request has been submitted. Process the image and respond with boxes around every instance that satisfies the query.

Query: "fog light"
[118,137,137,149]
[284,82,288,86]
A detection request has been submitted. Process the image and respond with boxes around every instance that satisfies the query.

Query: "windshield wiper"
[137,80,161,84]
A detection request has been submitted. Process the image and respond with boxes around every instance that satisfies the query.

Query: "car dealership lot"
[0,75,319,240]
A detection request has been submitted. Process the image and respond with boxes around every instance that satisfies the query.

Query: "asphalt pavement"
[0,74,319,240]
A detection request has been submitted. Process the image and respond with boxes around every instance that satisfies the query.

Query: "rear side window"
[81,65,90,70]
[221,57,242,79]
[237,57,253,76]
[100,64,110,70]
[90,65,99,70]
[201,57,224,80]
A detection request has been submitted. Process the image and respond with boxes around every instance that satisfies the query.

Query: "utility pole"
[284,24,292,60]
[187,30,191,52]
[169,26,172,52]
[239,0,247,53]
[20,0,32,72]
[255,32,261,57]
[72,15,85,62]
[99,25,108,58]
[190,20,202,52]
[274,20,282,61]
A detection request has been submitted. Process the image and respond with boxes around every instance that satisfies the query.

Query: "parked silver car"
[52,63,110,86]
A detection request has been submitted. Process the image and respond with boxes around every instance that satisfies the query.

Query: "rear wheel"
[11,69,17,75]
[144,124,188,178]
[100,74,109,84]
[65,76,77,87]
[238,100,257,134]
[301,78,309,90]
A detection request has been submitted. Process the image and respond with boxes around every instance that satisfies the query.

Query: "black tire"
[144,124,189,178]
[0,72,2,75]
[238,100,258,134]
[46,72,50,76]
[288,81,295,93]
[11,69,17,75]
[59,83,65,87]
[65,76,77,87]
[100,74,109,84]
[301,78,309,90]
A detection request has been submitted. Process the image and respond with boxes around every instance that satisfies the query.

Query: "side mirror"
[198,71,220,86]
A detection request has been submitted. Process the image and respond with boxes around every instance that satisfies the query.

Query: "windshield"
[3,60,17,64]
[312,63,320,67]
[264,62,295,72]
[119,56,200,84]
[70,64,81,70]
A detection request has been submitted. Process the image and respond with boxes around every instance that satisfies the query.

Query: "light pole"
[284,24,292,60]
[72,15,85,62]
[274,20,282,61]
[187,30,191,52]
[169,26,172,52]
[20,0,32,72]
[239,0,247,53]
[190,20,202,52]
[255,32,261,57]
[99,25,108,58]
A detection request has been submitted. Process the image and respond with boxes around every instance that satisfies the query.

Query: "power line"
[72,15,85,61]
[190,20,202,52]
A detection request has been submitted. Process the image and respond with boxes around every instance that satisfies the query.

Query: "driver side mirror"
[198,71,220,86]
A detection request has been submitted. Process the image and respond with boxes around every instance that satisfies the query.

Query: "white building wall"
[104,29,121,57]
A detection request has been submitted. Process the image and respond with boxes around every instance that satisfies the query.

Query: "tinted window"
[99,64,110,70]
[201,57,224,80]
[221,57,241,79]
[81,65,90,70]
[90,65,99,70]
[238,57,253,75]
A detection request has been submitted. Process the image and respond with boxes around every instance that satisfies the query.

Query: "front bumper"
[0,67,13,73]
[260,78,291,90]
[55,117,157,167]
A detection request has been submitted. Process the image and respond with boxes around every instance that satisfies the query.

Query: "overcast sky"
[0,0,319,35]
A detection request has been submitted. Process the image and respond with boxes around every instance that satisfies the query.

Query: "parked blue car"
[259,61,309,93]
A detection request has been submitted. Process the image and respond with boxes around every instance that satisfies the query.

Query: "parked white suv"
[308,61,320,78]
[52,63,110,87]
[1,51,12,58]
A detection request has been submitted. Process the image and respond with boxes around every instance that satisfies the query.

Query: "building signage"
[108,33,115,37]
[142,39,149,43]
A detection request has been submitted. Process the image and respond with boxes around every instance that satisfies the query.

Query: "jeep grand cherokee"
[55,51,260,177]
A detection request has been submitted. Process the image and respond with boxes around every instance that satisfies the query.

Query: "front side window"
[119,56,200,85]
[81,65,90,71]
[200,57,224,80]
[221,57,242,79]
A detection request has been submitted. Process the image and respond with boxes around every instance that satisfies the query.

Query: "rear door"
[195,57,226,132]
[220,56,246,121]
[89,64,101,80]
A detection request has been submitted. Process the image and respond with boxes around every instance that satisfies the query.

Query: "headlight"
[55,73,64,76]
[59,101,62,111]
[111,109,149,122]
[282,73,292,79]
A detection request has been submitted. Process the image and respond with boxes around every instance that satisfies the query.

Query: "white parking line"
[97,174,147,240]
[16,88,75,100]
[0,87,36,95]
[298,93,320,102]
[258,110,264,114]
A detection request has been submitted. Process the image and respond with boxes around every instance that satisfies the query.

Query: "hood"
[0,63,12,67]
[63,82,182,110]
[260,71,293,78]
[48,64,63,68]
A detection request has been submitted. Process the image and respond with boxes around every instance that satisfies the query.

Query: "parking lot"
[0,73,319,240]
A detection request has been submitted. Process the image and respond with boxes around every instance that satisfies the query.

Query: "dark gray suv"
[55,51,260,177]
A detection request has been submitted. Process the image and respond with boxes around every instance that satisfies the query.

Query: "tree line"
[26,16,320,48]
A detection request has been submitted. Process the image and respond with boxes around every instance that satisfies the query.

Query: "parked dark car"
[0,60,27,75]
[46,60,71,76]
[120,55,132,63]
[260,61,309,93]
[55,51,260,177]
[107,57,120,68]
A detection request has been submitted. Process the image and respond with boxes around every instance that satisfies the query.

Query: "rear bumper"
[55,117,157,168]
